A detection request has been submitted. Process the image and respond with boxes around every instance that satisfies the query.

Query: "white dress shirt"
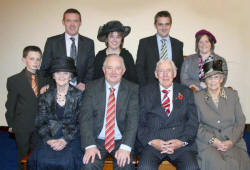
[159,84,174,114]
[65,33,78,57]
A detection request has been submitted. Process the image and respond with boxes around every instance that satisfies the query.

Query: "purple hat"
[195,29,217,44]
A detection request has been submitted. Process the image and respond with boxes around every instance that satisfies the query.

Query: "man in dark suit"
[5,46,47,170]
[136,11,183,86]
[41,8,95,91]
[80,54,139,170]
[137,59,199,170]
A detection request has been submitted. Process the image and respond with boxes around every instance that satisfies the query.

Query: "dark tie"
[160,39,168,60]
[162,89,170,115]
[70,37,77,65]
[105,88,115,153]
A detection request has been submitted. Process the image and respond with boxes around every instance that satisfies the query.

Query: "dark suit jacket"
[41,33,95,84]
[5,69,47,132]
[79,78,139,149]
[137,83,198,158]
[136,35,183,86]
[35,85,82,143]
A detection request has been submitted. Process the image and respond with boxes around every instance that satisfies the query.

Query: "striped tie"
[162,89,170,115]
[105,88,116,153]
[31,74,38,96]
[160,39,168,60]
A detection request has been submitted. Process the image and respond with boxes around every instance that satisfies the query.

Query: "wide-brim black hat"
[48,57,77,77]
[202,59,223,80]
[97,20,131,42]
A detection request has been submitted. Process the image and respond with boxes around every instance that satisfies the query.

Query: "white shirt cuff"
[119,144,131,152]
[85,145,97,150]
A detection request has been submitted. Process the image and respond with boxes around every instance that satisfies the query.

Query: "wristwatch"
[208,137,216,144]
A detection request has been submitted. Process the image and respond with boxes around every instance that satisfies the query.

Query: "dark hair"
[23,46,42,58]
[63,8,81,21]
[105,32,124,49]
[195,34,215,53]
[154,11,172,24]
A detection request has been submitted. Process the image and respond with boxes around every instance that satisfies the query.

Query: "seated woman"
[194,60,249,170]
[93,20,137,83]
[28,57,83,170]
[181,29,228,91]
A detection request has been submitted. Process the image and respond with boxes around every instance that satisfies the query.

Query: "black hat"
[48,57,77,77]
[97,20,131,42]
[202,60,223,80]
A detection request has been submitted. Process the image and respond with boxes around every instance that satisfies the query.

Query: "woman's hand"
[217,140,233,152]
[189,84,200,91]
[47,138,67,151]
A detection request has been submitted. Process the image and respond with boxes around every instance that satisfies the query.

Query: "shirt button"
[172,127,175,130]
[217,120,221,124]
[218,129,222,133]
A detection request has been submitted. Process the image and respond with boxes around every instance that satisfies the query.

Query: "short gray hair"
[155,59,177,72]
[103,54,126,69]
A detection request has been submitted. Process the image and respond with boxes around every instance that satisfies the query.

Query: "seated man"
[80,54,139,170]
[137,59,199,170]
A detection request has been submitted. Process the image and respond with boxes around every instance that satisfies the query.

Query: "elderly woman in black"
[28,57,82,169]
[181,29,228,91]
[194,60,249,170]
[93,20,137,83]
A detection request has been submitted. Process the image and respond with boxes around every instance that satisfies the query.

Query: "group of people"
[5,8,249,170]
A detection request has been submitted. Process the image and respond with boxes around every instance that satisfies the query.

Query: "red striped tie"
[162,90,170,115]
[105,88,116,153]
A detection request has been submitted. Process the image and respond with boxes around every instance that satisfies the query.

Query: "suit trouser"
[14,130,36,170]
[82,139,135,170]
[138,145,199,170]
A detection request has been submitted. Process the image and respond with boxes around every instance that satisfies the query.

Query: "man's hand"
[161,139,184,154]
[115,149,130,167]
[8,127,13,133]
[83,147,101,165]
[40,85,49,94]
[76,82,85,91]
[151,139,169,151]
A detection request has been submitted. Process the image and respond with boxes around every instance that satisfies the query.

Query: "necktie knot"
[110,88,115,93]
[162,89,169,95]
[70,37,75,42]
[31,74,36,80]
[161,39,166,44]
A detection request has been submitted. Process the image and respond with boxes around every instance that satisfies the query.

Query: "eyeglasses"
[206,75,223,80]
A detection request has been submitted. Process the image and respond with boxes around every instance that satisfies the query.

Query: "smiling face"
[205,74,223,92]
[107,32,123,50]
[102,56,126,86]
[22,51,42,73]
[62,13,81,36]
[155,61,176,89]
[198,35,212,55]
[155,17,172,38]
[53,72,72,87]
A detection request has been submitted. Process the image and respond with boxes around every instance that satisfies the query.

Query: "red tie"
[162,90,170,115]
[105,88,115,153]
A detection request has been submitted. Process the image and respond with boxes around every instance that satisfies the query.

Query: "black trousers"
[137,146,199,170]
[82,139,135,170]
[14,130,36,170]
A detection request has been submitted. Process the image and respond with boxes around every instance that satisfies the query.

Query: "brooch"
[178,92,184,100]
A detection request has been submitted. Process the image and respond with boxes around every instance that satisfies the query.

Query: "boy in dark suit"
[5,46,47,170]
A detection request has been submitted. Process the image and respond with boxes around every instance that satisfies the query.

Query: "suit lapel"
[170,83,182,118]
[77,35,86,69]
[96,78,107,123]
[20,70,37,98]
[204,92,220,114]
[170,37,177,64]
[59,33,67,57]
[151,35,160,61]
[116,79,127,121]
[150,83,167,119]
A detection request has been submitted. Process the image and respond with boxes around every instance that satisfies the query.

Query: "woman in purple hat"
[180,29,228,91]
[93,20,137,83]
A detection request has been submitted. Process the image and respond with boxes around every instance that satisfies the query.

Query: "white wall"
[1,0,250,125]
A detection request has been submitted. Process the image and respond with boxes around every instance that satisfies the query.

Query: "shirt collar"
[105,81,120,91]
[65,33,79,42]
[156,34,170,43]
[159,83,173,92]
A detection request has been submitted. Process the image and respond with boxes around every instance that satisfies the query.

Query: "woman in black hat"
[181,29,228,91]
[93,20,137,83]
[194,60,249,170]
[28,57,83,170]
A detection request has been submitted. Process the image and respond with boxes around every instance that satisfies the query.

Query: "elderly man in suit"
[80,54,139,170]
[41,8,95,91]
[136,11,183,86]
[137,59,199,170]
